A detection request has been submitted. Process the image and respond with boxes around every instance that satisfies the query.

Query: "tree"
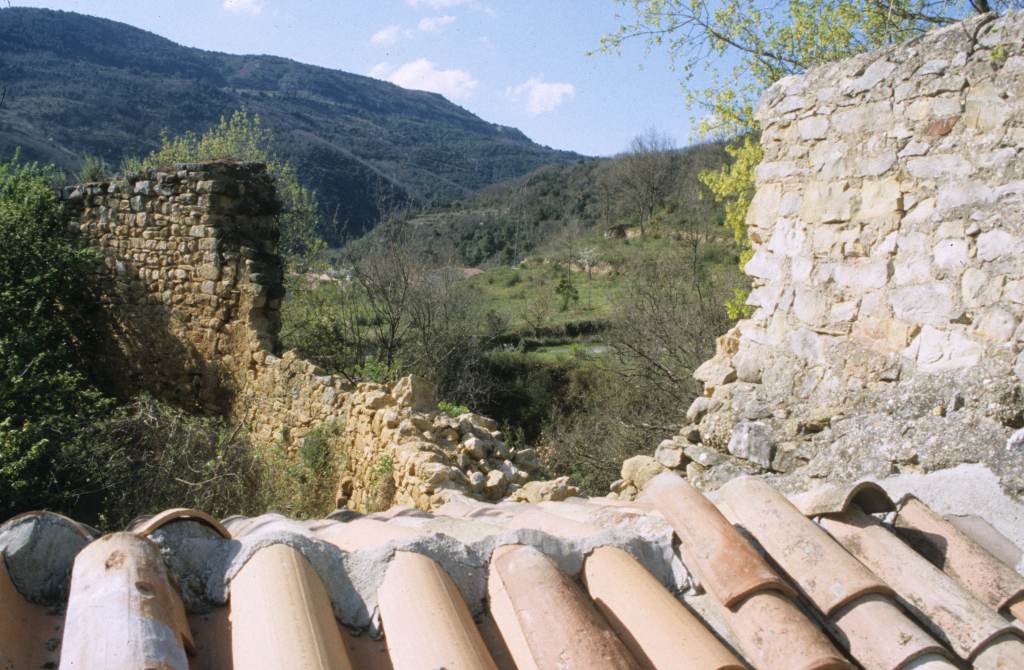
[555,272,580,311]
[598,1,1011,296]
[616,127,677,237]
[124,111,325,267]
[0,155,104,515]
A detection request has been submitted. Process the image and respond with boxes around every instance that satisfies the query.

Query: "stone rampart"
[613,12,1024,499]
[66,162,567,511]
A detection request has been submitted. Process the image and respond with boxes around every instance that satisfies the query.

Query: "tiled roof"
[2,473,1023,669]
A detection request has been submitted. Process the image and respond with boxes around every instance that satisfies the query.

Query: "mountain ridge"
[0,7,581,241]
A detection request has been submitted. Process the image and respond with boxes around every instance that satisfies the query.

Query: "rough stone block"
[727,421,776,469]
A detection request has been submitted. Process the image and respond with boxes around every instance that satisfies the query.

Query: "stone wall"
[614,12,1024,499]
[67,162,568,511]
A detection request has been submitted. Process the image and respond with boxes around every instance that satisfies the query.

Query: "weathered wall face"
[616,12,1024,499]
[66,163,284,412]
[67,162,567,511]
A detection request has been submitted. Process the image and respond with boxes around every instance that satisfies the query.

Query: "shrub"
[76,154,109,183]
[437,400,470,417]
[58,396,262,529]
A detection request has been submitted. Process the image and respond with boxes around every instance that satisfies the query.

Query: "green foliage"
[76,154,109,183]
[0,155,103,517]
[555,273,580,311]
[58,396,262,529]
[257,420,345,518]
[358,356,402,384]
[366,454,396,513]
[350,141,729,268]
[725,287,755,320]
[437,400,471,417]
[125,111,324,265]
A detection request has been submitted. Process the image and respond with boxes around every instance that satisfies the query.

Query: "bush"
[437,400,470,417]
[76,154,109,183]
[58,396,263,529]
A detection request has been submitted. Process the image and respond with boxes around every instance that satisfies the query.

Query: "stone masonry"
[613,12,1024,500]
[66,162,572,511]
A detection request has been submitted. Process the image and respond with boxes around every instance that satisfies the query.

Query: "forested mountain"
[0,7,579,241]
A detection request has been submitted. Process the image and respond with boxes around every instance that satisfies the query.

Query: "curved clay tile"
[0,509,95,541]
[720,477,891,615]
[129,507,231,538]
[895,496,1024,621]
[789,480,896,517]
[378,551,498,670]
[971,633,1024,670]
[187,607,234,670]
[828,595,956,670]
[487,544,639,669]
[0,552,64,669]
[60,532,193,669]
[498,507,602,538]
[718,590,854,670]
[229,543,353,670]
[582,546,744,670]
[315,517,422,552]
[821,510,1024,662]
[340,624,395,670]
[644,473,795,607]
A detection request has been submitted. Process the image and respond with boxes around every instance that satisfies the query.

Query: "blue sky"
[15,0,709,156]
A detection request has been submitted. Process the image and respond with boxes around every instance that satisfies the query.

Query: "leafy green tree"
[0,155,104,515]
[598,1,1009,307]
[555,273,580,311]
[124,111,325,266]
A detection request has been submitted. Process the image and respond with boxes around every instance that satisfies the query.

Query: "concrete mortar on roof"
[0,514,91,606]
[142,513,683,634]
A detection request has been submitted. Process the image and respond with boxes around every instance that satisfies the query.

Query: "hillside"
[0,7,579,242]
[349,140,729,267]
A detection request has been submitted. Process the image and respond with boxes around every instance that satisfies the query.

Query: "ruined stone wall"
[67,162,564,511]
[614,12,1024,499]
[65,163,284,412]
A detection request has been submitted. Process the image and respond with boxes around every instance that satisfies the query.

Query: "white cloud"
[506,77,576,115]
[370,25,403,46]
[369,58,478,101]
[418,15,456,32]
[223,0,263,15]
[407,0,471,8]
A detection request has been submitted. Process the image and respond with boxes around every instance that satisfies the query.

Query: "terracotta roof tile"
[488,544,639,669]
[820,508,1024,662]
[229,543,353,669]
[3,476,1023,669]
[0,551,64,669]
[379,550,497,669]
[582,545,744,669]
[721,477,891,615]
[644,473,796,607]
[721,478,953,669]
[60,532,194,669]
[895,495,1024,620]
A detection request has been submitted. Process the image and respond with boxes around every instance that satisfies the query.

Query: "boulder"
[727,421,776,469]
[654,440,686,469]
[391,375,436,411]
[460,436,489,460]
[512,476,579,504]
[620,455,666,490]
[484,469,508,500]
[686,397,712,423]
[513,448,541,472]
